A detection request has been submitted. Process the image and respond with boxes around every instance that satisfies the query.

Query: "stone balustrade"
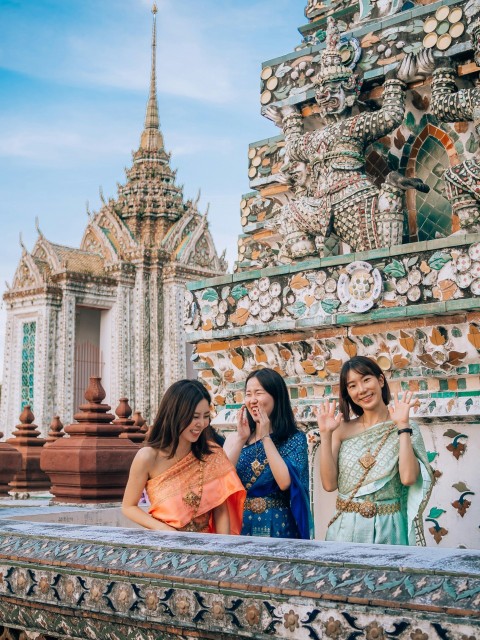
[0,516,478,640]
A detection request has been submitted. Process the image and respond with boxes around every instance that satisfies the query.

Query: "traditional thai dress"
[326,420,433,545]
[236,430,312,539]
[146,445,245,534]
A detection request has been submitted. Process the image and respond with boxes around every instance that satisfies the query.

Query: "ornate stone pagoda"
[0,5,227,435]
[186,0,480,549]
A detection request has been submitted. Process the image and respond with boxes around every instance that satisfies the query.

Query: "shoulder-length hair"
[245,368,298,441]
[147,379,213,460]
[339,356,391,421]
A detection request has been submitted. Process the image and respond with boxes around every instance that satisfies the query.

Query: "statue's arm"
[350,78,406,145]
[282,109,312,163]
[264,105,311,162]
[431,67,475,122]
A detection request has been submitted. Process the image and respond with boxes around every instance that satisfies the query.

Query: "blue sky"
[0,0,307,373]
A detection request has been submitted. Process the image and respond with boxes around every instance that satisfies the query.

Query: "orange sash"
[146,445,245,534]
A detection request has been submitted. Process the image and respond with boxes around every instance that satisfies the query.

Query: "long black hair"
[339,356,391,421]
[244,368,298,441]
[147,379,213,460]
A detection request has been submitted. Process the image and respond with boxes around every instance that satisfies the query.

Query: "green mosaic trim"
[20,321,36,411]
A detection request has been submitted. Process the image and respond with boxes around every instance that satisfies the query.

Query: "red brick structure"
[40,377,138,503]
[116,398,146,444]
[7,406,50,493]
[0,431,22,495]
[44,416,65,446]
[133,410,148,435]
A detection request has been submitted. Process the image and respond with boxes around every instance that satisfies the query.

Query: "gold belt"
[245,496,288,514]
[336,497,401,519]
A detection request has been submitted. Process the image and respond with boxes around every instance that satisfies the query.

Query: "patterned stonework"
[0,520,478,640]
[188,238,480,335]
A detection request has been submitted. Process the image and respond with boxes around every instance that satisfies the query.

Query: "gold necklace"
[358,411,389,471]
[182,458,205,518]
[251,438,265,476]
[245,435,268,490]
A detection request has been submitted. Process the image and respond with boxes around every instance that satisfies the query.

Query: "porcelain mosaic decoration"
[0,521,478,640]
[185,0,480,550]
[187,241,480,333]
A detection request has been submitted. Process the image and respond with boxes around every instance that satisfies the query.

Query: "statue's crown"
[315,17,353,85]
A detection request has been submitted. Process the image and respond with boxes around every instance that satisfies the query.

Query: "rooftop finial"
[139,3,164,152]
[35,216,43,237]
[19,232,27,253]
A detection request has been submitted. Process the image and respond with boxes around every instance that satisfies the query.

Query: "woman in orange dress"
[122,379,245,533]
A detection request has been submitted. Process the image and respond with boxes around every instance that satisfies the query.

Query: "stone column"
[35,300,60,435]
[149,263,163,418]
[56,291,76,425]
[0,314,16,440]
[111,281,135,407]
[133,265,151,421]
[162,273,188,390]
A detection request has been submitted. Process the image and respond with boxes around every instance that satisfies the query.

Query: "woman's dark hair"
[244,368,297,441]
[147,379,213,460]
[339,356,391,421]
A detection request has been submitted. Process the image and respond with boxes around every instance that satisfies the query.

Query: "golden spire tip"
[152,3,157,15]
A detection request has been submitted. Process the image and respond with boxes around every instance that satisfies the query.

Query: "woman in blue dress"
[224,368,312,539]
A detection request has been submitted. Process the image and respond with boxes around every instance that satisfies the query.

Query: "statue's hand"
[275,172,290,185]
[396,53,417,83]
[263,105,300,127]
[263,105,284,126]
[415,48,435,77]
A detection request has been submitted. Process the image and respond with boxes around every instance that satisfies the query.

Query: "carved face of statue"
[315,79,347,116]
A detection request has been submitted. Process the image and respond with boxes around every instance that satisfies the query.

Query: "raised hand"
[274,171,290,185]
[236,406,251,442]
[314,400,342,434]
[256,406,272,439]
[388,391,415,428]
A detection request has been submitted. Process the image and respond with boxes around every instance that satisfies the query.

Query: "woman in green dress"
[316,356,433,545]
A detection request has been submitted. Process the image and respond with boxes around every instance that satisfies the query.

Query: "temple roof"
[45,242,105,275]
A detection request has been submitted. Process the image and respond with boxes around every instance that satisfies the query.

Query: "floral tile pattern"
[0,522,479,640]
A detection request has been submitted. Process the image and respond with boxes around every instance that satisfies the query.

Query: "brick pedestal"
[40,377,138,503]
[7,406,50,493]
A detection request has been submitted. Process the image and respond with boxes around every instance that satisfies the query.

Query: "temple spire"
[140,3,164,152]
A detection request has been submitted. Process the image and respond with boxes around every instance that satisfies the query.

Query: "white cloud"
[167,132,233,157]
[0,122,129,163]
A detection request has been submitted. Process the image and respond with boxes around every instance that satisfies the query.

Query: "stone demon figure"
[264,17,429,260]
[430,11,480,233]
